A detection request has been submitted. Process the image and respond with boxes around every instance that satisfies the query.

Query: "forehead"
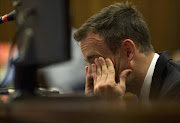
[80,33,106,53]
[80,33,112,62]
[80,33,104,48]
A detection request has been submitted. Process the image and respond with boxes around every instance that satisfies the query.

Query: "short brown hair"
[74,2,154,54]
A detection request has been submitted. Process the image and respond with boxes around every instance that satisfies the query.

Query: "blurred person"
[74,2,180,102]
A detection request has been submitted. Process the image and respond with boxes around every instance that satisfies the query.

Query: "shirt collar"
[139,53,159,103]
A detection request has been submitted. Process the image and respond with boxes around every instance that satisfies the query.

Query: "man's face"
[80,32,133,86]
[80,32,126,84]
[80,33,115,66]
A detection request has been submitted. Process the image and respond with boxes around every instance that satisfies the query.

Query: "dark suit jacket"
[149,51,180,101]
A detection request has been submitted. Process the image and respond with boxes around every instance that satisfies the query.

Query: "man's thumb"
[119,69,132,86]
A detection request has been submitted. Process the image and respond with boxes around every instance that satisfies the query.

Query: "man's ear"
[121,39,136,61]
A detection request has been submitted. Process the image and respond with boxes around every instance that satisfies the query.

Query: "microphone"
[0,10,15,24]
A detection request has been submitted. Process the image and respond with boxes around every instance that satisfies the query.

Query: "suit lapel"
[149,51,172,100]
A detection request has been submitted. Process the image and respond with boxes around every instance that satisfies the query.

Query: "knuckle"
[92,72,96,77]
[106,83,114,89]
[101,63,106,66]
[95,83,106,92]
[98,84,105,90]
[86,75,91,80]
[108,69,115,74]
[94,85,101,95]
[102,69,106,74]
[100,78,106,83]
[108,80,115,84]
[86,76,93,82]
[98,83,114,90]
[97,71,101,76]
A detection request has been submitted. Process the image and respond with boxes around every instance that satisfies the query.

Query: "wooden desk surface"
[0,94,180,123]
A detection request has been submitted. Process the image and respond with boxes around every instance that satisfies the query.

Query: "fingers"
[91,64,97,85]
[85,66,88,76]
[106,58,115,82]
[98,57,108,82]
[95,58,101,82]
[118,69,132,90]
[86,64,92,81]
[92,57,132,99]
[94,57,114,83]
[85,64,94,94]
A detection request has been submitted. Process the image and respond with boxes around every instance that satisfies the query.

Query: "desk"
[0,94,180,123]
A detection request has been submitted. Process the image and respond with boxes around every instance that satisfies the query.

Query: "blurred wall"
[70,0,180,54]
[0,0,179,54]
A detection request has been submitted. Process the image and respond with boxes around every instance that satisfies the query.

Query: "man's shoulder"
[159,55,180,100]
[150,51,180,100]
[172,60,180,70]
[160,74,180,101]
[156,51,180,74]
[162,59,180,84]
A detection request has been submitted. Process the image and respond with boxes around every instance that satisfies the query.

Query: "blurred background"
[70,0,180,56]
[0,0,180,92]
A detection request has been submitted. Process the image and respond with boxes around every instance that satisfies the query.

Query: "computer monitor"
[13,0,70,96]
[15,0,70,67]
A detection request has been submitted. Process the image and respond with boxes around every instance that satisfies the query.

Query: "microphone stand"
[13,64,38,98]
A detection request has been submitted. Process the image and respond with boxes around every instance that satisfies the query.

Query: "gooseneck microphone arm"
[0,10,15,24]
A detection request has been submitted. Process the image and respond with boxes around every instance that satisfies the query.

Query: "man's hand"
[85,63,93,94]
[85,57,132,99]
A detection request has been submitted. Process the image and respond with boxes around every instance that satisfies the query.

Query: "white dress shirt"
[139,53,159,103]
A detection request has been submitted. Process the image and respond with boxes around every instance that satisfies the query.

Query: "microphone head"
[0,10,16,24]
[7,10,16,21]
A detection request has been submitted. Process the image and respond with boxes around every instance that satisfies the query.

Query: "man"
[74,2,180,102]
